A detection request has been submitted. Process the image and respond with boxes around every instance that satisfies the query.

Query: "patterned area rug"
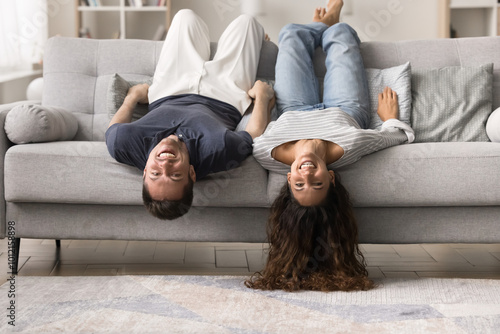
[1,275,499,333]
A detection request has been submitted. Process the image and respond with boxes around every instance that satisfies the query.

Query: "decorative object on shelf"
[26,77,44,101]
[79,27,92,38]
[152,24,166,40]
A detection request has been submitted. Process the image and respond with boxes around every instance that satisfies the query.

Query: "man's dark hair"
[142,177,194,220]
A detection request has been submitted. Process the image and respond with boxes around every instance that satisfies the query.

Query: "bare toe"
[313,7,322,22]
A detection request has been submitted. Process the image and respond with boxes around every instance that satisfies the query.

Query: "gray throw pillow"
[5,104,78,144]
[366,62,412,130]
[107,73,152,121]
[411,64,493,142]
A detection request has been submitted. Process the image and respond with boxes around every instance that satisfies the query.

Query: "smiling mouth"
[158,151,176,158]
[300,161,316,169]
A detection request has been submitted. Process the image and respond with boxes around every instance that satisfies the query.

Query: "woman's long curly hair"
[245,173,375,292]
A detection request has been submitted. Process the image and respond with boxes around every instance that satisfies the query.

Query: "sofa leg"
[55,240,61,248]
[11,238,21,275]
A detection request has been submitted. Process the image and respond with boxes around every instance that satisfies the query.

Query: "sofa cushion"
[5,104,78,144]
[366,62,412,130]
[5,141,269,207]
[107,73,152,122]
[411,64,493,142]
[267,142,500,207]
[42,37,278,142]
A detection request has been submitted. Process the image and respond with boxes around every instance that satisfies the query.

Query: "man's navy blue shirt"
[105,94,253,179]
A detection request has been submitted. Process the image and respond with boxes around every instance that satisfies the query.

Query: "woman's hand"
[377,86,399,122]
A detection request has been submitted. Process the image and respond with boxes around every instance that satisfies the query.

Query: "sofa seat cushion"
[267,142,500,207]
[5,141,269,207]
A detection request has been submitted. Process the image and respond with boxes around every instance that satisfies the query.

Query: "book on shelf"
[126,0,165,7]
[128,0,145,7]
[81,0,102,6]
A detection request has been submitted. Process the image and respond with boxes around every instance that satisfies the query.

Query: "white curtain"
[0,0,48,72]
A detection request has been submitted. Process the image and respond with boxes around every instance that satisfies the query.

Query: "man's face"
[143,135,196,201]
[287,151,335,207]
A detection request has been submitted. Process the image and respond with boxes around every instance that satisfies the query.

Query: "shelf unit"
[449,0,499,37]
[76,0,171,39]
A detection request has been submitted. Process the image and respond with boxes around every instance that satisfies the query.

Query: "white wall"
[47,0,76,38]
[342,0,444,41]
[171,0,445,43]
[47,0,447,42]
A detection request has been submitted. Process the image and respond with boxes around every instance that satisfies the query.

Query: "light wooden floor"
[1,238,499,285]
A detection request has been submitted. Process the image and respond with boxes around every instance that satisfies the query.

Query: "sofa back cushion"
[314,37,500,110]
[42,37,278,141]
[358,37,500,111]
[43,36,500,141]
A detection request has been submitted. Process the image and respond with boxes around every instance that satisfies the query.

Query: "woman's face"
[287,151,335,206]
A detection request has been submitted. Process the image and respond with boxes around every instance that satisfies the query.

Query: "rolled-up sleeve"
[382,119,415,143]
[105,123,120,159]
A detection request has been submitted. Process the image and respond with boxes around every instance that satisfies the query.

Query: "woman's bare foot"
[377,87,399,121]
[312,0,343,26]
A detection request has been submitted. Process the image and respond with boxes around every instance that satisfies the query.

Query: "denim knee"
[324,22,361,44]
[279,24,306,42]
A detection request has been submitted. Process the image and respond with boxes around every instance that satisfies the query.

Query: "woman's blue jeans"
[274,22,371,129]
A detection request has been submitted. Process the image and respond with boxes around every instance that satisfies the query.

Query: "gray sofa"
[2,35,500,272]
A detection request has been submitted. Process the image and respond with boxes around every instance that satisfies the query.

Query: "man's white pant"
[148,9,265,115]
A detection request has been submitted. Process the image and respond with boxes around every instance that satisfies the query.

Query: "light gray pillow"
[366,62,412,130]
[107,73,152,121]
[411,64,493,142]
[5,104,78,144]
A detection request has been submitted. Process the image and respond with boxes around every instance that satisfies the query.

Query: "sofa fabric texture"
[5,104,78,144]
[366,62,412,130]
[2,35,500,244]
[411,64,493,142]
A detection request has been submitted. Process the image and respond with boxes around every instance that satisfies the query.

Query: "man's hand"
[108,83,150,129]
[127,83,150,105]
[248,80,275,110]
[245,80,275,139]
[377,86,399,122]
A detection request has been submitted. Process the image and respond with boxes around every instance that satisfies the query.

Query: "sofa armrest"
[0,100,40,238]
[0,109,11,238]
[486,107,500,143]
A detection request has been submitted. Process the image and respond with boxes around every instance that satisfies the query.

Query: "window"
[0,0,48,73]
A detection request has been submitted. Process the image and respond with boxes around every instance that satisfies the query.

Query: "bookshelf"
[449,0,499,37]
[76,0,171,40]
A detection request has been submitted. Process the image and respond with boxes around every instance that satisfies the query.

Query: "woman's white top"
[253,107,415,174]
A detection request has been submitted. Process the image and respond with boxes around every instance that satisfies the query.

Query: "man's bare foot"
[312,0,343,26]
[377,87,399,121]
